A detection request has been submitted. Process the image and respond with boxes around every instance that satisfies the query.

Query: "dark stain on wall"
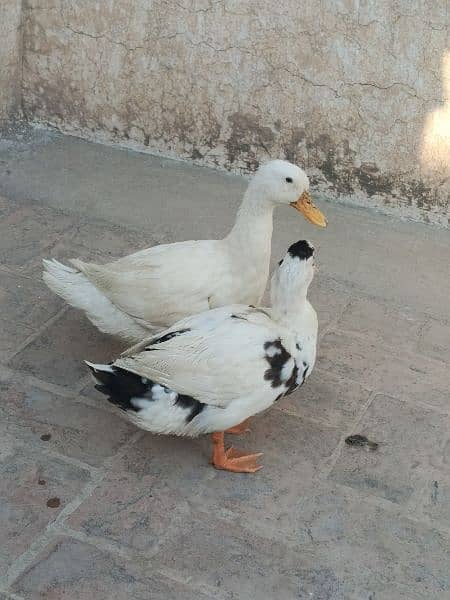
[226,112,276,171]
[282,127,306,163]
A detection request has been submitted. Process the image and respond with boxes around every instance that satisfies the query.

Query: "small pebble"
[46,497,60,508]
[345,434,378,450]
[40,433,52,441]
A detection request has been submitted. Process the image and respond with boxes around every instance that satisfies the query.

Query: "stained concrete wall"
[16,1,450,225]
[0,0,23,122]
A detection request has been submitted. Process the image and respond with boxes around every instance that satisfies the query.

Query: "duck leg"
[225,418,251,435]
[210,432,262,473]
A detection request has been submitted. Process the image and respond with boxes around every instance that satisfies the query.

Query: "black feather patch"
[88,365,148,412]
[287,240,314,261]
[263,339,292,388]
[87,363,205,424]
[147,328,190,347]
[301,365,309,384]
[285,363,299,395]
[175,394,205,423]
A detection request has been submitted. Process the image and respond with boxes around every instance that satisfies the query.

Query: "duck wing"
[114,306,296,408]
[72,239,230,327]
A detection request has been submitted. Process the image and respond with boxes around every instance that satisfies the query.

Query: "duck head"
[249,160,327,227]
[270,240,316,312]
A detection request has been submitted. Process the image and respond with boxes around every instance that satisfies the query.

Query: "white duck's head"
[270,240,315,312]
[247,160,327,228]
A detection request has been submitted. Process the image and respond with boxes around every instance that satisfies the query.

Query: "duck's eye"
[285,177,293,183]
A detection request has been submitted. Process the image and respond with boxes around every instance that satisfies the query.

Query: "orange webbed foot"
[210,432,262,473]
[225,418,251,435]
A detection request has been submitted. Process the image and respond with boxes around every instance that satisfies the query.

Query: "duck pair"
[43,160,327,472]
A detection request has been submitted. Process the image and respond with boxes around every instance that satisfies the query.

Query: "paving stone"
[421,474,450,529]
[152,515,323,600]
[348,586,433,600]
[0,194,19,217]
[0,319,35,363]
[186,410,341,548]
[0,378,136,467]
[0,441,90,575]
[9,309,124,388]
[0,205,74,271]
[0,270,62,328]
[329,394,450,505]
[292,482,450,598]
[418,318,450,363]
[46,219,157,265]
[79,376,116,403]
[11,537,209,600]
[308,276,351,332]
[369,350,450,410]
[316,329,384,387]
[67,432,211,553]
[276,367,371,428]
[336,296,425,353]
[317,331,450,410]
[419,450,450,529]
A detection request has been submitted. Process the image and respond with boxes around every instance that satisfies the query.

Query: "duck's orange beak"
[290,191,327,227]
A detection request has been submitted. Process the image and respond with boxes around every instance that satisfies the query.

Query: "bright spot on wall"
[421,50,450,176]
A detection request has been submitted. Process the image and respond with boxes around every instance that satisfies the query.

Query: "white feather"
[84,361,114,373]
[43,259,157,342]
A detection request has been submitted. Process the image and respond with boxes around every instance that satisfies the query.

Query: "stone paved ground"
[0,126,449,600]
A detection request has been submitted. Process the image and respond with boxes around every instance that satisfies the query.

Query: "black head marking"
[287,240,314,261]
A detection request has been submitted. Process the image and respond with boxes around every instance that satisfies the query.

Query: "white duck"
[43,160,326,343]
[86,239,318,473]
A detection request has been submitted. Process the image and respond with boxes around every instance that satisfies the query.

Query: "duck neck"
[271,287,309,327]
[225,189,275,258]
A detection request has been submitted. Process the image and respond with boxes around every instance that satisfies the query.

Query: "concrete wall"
[16,1,450,225]
[0,0,23,122]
